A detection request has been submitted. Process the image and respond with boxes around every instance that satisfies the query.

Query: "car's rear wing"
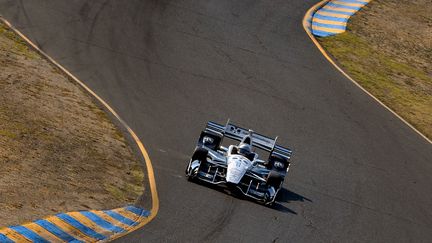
[205,120,293,160]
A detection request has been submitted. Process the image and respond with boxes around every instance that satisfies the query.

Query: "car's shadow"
[270,187,312,215]
[191,179,311,215]
[233,187,311,215]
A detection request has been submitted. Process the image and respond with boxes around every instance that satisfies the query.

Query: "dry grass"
[0,22,144,226]
[318,0,432,138]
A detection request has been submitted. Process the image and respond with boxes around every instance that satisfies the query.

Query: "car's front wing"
[195,161,275,203]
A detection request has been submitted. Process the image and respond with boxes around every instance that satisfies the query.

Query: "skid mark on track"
[17,0,44,48]
[201,198,237,241]
[85,0,111,43]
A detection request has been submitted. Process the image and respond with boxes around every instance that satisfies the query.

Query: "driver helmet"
[238,143,252,157]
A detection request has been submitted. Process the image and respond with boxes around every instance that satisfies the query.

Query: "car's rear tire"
[267,154,289,171]
[198,131,222,151]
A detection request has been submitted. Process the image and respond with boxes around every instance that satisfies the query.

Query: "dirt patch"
[318,0,432,138]
[0,22,144,227]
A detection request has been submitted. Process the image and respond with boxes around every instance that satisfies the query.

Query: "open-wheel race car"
[185,120,293,206]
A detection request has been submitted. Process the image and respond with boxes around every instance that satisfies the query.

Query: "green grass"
[0,129,17,139]
[319,32,432,138]
[105,184,126,201]
[104,164,144,202]
[0,23,38,59]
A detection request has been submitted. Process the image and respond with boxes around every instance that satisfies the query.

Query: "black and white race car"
[185,121,292,205]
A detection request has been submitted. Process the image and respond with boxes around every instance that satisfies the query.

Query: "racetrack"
[1,0,431,242]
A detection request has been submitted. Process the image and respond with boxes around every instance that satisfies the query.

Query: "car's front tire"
[185,148,208,180]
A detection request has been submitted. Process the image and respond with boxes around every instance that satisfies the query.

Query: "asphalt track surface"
[1,1,431,242]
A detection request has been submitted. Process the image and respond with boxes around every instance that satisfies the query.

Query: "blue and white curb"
[309,0,372,37]
[0,206,150,242]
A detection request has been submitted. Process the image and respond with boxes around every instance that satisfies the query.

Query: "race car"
[185,120,292,205]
